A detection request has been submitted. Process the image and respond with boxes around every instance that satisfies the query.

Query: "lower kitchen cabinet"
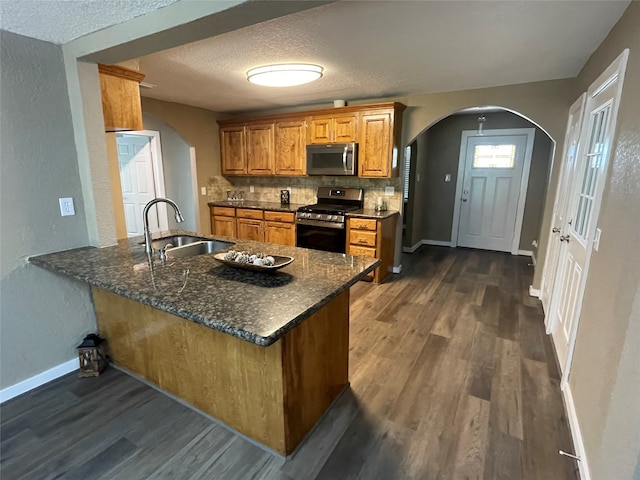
[211,206,236,237]
[210,206,296,246]
[264,210,296,246]
[346,214,397,284]
[236,208,265,242]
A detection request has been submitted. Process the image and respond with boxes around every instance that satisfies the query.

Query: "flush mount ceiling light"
[247,64,323,87]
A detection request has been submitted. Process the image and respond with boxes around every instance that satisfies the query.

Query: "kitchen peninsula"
[30,232,378,456]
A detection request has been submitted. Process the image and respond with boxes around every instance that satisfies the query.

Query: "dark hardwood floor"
[1,246,578,479]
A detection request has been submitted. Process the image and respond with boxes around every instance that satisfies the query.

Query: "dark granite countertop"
[347,209,400,220]
[208,200,306,213]
[29,230,378,347]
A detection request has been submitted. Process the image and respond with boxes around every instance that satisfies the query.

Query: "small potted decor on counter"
[76,333,108,377]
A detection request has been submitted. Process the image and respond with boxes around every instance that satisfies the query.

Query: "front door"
[117,135,166,237]
[540,95,586,316]
[457,132,533,252]
[547,50,628,376]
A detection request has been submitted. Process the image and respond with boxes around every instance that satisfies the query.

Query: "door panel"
[546,50,628,378]
[540,95,586,314]
[457,133,530,252]
[117,135,159,237]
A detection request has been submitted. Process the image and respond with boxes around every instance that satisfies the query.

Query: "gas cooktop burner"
[297,203,361,215]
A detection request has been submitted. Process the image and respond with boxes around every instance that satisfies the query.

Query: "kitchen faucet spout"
[143,198,185,256]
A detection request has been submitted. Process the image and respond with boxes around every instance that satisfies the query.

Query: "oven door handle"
[296,218,345,230]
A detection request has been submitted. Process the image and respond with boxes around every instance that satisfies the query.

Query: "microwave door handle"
[343,146,348,171]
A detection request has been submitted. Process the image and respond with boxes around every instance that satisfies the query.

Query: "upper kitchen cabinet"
[274,119,307,176]
[358,104,406,178]
[246,123,275,175]
[98,64,145,132]
[217,102,405,177]
[220,126,247,175]
[307,113,357,144]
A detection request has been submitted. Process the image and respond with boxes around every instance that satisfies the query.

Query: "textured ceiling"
[0,0,630,115]
[137,0,630,114]
[0,0,180,44]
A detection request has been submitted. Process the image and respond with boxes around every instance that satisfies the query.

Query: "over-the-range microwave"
[306,142,357,176]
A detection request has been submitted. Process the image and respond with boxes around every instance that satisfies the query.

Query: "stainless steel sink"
[142,235,209,251]
[164,240,235,259]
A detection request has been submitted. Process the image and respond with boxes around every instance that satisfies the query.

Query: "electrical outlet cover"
[384,186,394,196]
[59,197,75,216]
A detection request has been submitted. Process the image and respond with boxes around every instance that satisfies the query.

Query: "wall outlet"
[445,174,451,182]
[59,197,75,216]
[250,185,255,193]
[384,186,394,196]
[417,173,421,182]
[200,187,207,196]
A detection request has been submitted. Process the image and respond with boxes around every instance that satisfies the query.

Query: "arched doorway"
[403,107,555,265]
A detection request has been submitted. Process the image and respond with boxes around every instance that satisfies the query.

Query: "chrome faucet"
[143,198,185,256]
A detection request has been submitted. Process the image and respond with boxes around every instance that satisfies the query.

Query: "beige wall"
[566,3,640,479]
[141,97,222,233]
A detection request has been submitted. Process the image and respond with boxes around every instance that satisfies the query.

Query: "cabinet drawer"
[349,230,377,247]
[236,208,264,220]
[264,211,294,223]
[349,218,377,231]
[212,206,235,217]
[348,244,377,258]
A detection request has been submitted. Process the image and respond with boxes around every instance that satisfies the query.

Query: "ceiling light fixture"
[247,64,323,87]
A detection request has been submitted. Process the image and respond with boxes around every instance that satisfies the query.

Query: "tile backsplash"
[207,176,403,212]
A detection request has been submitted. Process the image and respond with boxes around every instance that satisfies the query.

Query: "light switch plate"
[445,174,452,182]
[200,187,207,195]
[250,185,255,193]
[59,197,75,216]
[384,186,394,196]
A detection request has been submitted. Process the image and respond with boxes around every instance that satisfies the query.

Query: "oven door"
[296,221,346,253]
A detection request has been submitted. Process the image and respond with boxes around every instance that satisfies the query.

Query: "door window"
[473,144,516,168]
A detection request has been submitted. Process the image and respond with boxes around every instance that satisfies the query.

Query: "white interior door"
[541,94,586,316]
[117,135,167,237]
[457,132,531,252]
[547,50,628,378]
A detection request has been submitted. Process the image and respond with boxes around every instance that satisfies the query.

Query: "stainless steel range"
[296,187,364,253]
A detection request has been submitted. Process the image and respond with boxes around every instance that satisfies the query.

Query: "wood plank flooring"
[1,246,578,479]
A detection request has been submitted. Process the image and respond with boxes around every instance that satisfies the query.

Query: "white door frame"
[119,130,169,231]
[551,49,629,388]
[452,128,536,255]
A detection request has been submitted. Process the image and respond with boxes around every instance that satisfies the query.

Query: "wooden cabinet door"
[237,218,264,242]
[358,112,392,177]
[308,117,332,144]
[220,126,246,175]
[333,114,357,143]
[212,216,236,237]
[308,114,357,144]
[275,120,306,176]
[246,124,274,175]
[265,221,295,246]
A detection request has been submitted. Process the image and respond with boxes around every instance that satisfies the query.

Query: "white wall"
[0,31,96,389]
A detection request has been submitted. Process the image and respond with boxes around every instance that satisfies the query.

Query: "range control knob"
[315,214,322,220]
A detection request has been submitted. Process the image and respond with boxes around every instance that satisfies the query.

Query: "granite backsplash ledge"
[207,175,403,212]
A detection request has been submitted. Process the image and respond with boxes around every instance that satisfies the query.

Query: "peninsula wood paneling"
[91,286,350,456]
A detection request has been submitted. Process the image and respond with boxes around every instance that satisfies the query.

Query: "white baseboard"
[0,358,77,403]
[562,383,591,480]
[403,239,453,253]
[517,249,534,257]
[529,285,541,298]
[392,265,402,274]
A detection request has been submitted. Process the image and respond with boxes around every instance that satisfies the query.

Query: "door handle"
[560,235,570,243]
[552,227,560,233]
[462,198,468,202]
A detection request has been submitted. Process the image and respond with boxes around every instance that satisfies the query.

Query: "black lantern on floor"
[76,334,107,377]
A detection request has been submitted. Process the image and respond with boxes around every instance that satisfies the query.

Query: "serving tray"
[213,253,294,272]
